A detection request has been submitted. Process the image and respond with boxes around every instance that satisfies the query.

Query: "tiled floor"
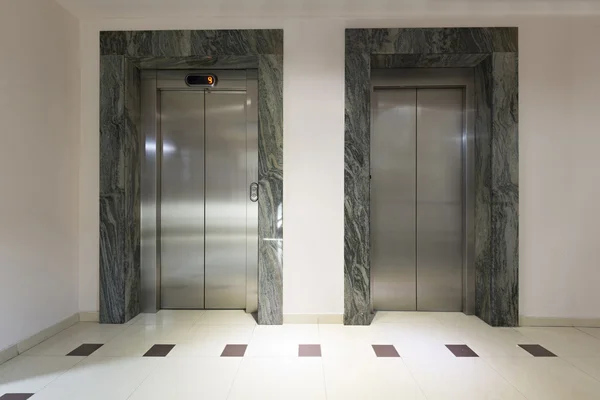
[1,311,600,399]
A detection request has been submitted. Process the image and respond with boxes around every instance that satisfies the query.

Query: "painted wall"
[78,15,600,321]
[0,0,80,351]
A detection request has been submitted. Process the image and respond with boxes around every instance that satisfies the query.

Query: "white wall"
[78,15,600,321]
[518,19,600,320]
[0,0,80,351]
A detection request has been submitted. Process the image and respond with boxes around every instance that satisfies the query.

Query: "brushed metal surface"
[245,70,259,313]
[204,91,248,309]
[140,70,160,313]
[371,88,417,311]
[159,90,206,309]
[370,69,475,314]
[416,88,464,311]
[140,69,260,312]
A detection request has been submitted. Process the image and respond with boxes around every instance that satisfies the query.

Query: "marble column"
[99,30,284,324]
[344,27,519,326]
[490,53,519,326]
[99,56,141,323]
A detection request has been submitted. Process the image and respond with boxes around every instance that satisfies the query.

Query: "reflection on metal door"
[371,84,465,312]
[416,89,463,311]
[160,91,205,309]
[140,69,258,312]
[371,89,417,311]
[204,92,248,309]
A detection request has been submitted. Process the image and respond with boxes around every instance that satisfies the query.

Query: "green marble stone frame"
[344,28,519,326]
[99,30,283,325]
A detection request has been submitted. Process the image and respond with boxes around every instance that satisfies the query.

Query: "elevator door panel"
[371,86,464,312]
[204,92,248,309]
[160,91,205,309]
[416,88,463,311]
[371,89,417,311]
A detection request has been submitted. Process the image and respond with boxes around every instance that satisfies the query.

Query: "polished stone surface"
[99,30,283,325]
[99,55,127,324]
[7,312,600,399]
[257,54,284,325]
[371,53,490,69]
[446,344,479,357]
[344,28,518,326]
[66,344,104,357]
[124,61,142,322]
[99,57,141,324]
[344,48,373,326]
[100,30,283,57]
[490,52,519,326]
[348,28,517,54]
[519,344,557,357]
[137,55,258,70]
[474,56,493,324]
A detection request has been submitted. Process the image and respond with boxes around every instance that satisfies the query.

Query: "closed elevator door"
[158,76,253,310]
[371,87,464,311]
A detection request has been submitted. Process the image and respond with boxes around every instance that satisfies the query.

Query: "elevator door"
[371,87,464,311]
[159,87,251,310]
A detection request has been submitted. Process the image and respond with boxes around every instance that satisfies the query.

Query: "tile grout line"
[316,322,330,399]
[29,355,88,397]
[124,363,160,400]
[559,355,600,383]
[224,347,249,399]
[399,357,430,400]
[575,327,600,341]
[478,354,532,400]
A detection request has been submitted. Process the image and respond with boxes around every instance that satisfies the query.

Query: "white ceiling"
[56,0,600,19]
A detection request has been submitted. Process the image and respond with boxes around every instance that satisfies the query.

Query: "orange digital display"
[185,74,217,87]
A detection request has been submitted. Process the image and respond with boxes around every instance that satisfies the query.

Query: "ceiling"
[55,0,600,19]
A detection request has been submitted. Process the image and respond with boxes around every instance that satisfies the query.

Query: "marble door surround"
[99,30,283,325]
[344,28,519,326]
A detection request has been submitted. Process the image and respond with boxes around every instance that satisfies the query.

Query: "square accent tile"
[299,344,322,357]
[221,344,247,357]
[66,343,104,356]
[372,345,400,357]
[446,344,478,357]
[0,395,35,400]
[143,344,176,357]
[519,344,557,357]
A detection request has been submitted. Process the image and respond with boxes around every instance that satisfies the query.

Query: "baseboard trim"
[520,316,600,328]
[283,314,343,324]
[79,312,100,322]
[0,344,18,365]
[17,313,80,354]
[0,312,80,366]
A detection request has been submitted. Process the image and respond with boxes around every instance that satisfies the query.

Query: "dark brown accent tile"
[66,343,104,356]
[446,344,478,357]
[519,344,557,357]
[298,344,321,357]
[221,344,247,357]
[372,344,400,357]
[143,344,176,357]
[0,394,35,400]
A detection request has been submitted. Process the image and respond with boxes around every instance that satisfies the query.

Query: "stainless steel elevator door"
[204,92,248,309]
[371,87,464,311]
[141,69,258,313]
[416,88,463,311]
[371,89,417,311]
[160,91,206,309]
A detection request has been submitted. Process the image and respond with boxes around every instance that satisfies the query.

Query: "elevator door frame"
[140,69,259,314]
[369,68,476,315]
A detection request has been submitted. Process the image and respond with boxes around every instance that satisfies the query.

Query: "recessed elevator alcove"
[344,28,519,327]
[99,30,284,325]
